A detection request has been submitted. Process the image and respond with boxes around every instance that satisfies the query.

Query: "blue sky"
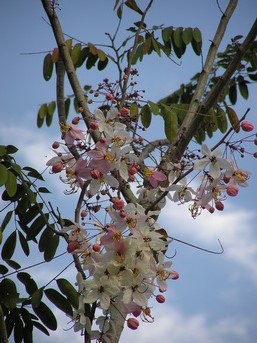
[1,1,257,343]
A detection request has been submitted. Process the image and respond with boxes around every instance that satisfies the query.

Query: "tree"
[1,0,257,342]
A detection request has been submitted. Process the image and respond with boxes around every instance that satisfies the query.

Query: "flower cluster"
[46,90,256,338]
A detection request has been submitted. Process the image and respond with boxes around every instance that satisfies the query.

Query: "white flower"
[194,144,231,179]
[82,275,121,310]
[94,108,119,137]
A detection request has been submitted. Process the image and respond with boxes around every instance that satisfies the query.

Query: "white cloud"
[161,202,257,282]
[34,304,253,343]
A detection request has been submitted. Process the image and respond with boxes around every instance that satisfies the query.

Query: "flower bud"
[128,166,137,175]
[215,201,224,211]
[120,107,130,116]
[72,116,80,124]
[105,93,113,101]
[127,318,139,330]
[92,243,101,252]
[80,210,88,218]
[112,197,125,211]
[91,169,100,179]
[171,271,179,280]
[52,160,64,173]
[156,294,165,303]
[67,240,80,253]
[241,121,254,132]
[52,141,60,149]
[90,121,99,130]
[226,184,239,197]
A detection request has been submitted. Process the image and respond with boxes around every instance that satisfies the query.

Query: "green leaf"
[140,104,152,128]
[56,279,79,309]
[71,43,81,66]
[173,27,183,48]
[5,170,17,197]
[32,320,50,336]
[97,57,108,71]
[192,27,202,43]
[47,101,56,117]
[5,259,21,269]
[151,37,161,56]
[0,264,8,274]
[6,145,19,154]
[14,315,23,343]
[23,166,44,181]
[37,103,48,128]
[17,272,38,296]
[43,53,53,81]
[216,106,228,134]
[27,214,48,240]
[129,102,138,118]
[0,210,13,233]
[0,278,19,309]
[162,26,174,45]
[0,145,7,156]
[44,288,73,316]
[161,106,178,141]
[75,47,89,68]
[31,288,44,308]
[86,53,98,69]
[238,78,249,100]
[18,231,30,256]
[191,38,202,56]
[227,106,240,133]
[38,187,51,194]
[228,81,237,105]
[148,101,159,115]
[125,0,143,14]
[1,230,17,260]
[182,28,193,45]
[44,234,59,262]
[116,4,122,19]
[33,302,57,331]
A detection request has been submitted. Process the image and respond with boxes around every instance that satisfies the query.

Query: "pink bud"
[241,121,254,132]
[112,197,125,211]
[171,271,179,280]
[215,201,224,211]
[52,160,64,173]
[127,318,139,330]
[223,175,231,184]
[120,210,127,218]
[52,141,60,149]
[128,166,137,175]
[67,241,80,253]
[92,243,101,252]
[90,169,101,179]
[72,116,80,125]
[156,294,165,303]
[226,184,239,197]
[120,107,130,116]
[81,210,88,218]
[90,121,99,130]
[106,93,113,101]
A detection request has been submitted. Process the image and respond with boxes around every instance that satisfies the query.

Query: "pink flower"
[142,168,167,188]
[61,123,85,147]
[87,144,114,174]
[67,157,91,188]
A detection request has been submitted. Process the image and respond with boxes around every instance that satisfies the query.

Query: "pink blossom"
[61,123,85,147]
[87,144,114,174]
[143,168,167,188]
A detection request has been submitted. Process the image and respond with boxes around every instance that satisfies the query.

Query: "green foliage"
[0,146,74,342]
